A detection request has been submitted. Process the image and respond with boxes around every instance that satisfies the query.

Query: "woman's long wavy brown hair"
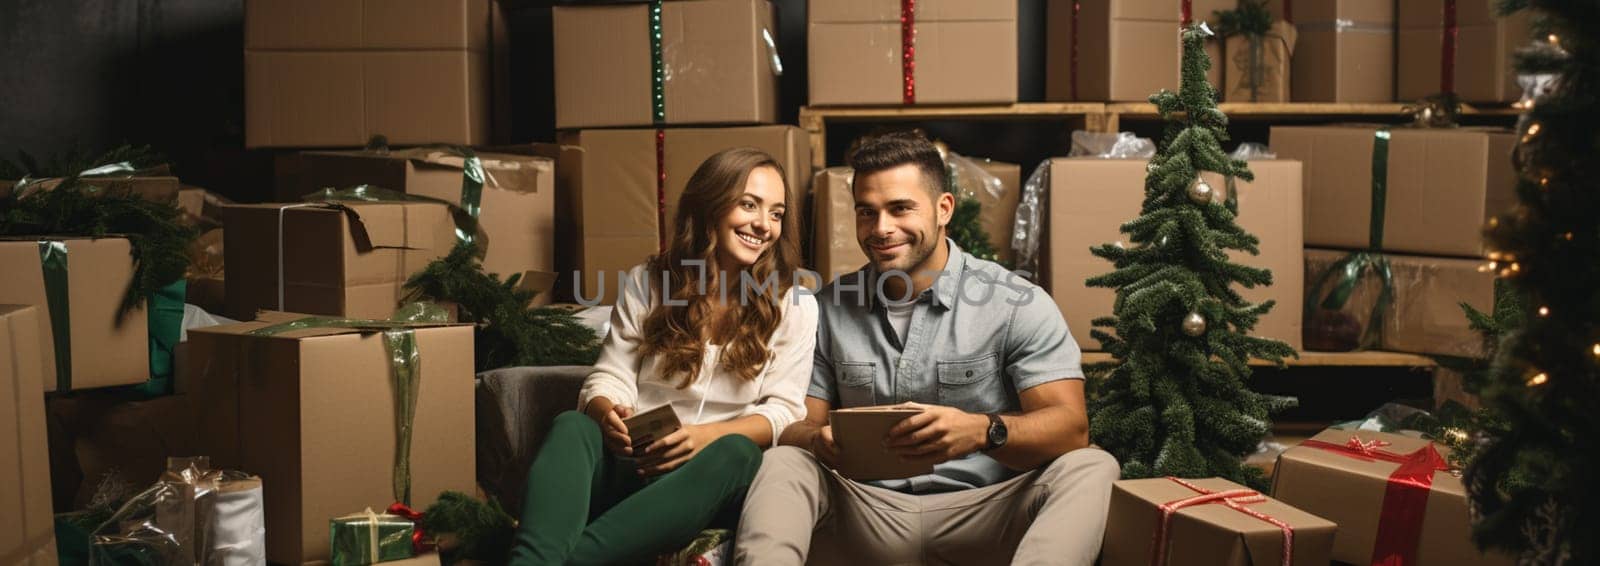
[637,147,802,388]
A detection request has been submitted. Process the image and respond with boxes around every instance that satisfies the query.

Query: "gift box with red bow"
[1102,477,1335,566]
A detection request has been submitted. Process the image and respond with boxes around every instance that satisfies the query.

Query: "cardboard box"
[554,0,779,128]
[0,306,57,566]
[1045,158,1304,351]
[813,158,1021,283]
[0,237,149,392]
[1398,1,1532,103]
[1271,125,1518,257]
[1102,477,1335,566]
[553,126,810,305]
[1046,0,1231,102]
[292,149,556,284]
[811,0,1017,105]
[222,201,456,320]
[244,0,504,147]
[1304,249,1495,356]
[188,316,476,565]
[2,176,181,204]
[1283,0,1394,102]
[1220,22,1296,102]
[1273,429,1514,566]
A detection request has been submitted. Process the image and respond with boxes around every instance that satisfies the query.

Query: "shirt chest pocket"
[936,354,1004,414]
[834,361,876,407]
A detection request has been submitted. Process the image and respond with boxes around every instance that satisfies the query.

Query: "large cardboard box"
[554,0,779,128]
[1304,249,1495,356]
[0,306,56,566]
[1271,125,1517,257]
[1398,0,1532,103]
[222,201,456,320]
[1102,477,1335,566]
[244,0,503,147]
[1281,0,1394,102]
[553,126,810,305]
[188,315,476,565]
[291,149,556,284]
[1046,0,1231,102]
[0,237,148,392]
[1273,429,1514,566]
[1045,158,1304,351]
[811,0,1016,105]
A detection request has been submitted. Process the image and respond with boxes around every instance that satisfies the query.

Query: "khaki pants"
[735,446,1118,566]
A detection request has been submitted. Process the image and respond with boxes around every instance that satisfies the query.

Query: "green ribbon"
[302,184,487,252]
[1247,34,1263,102]
[650,0,665,124]
[358,137,487,248]
[1306,128,1395,349]
[134,279,187,397]
[247,311,447,505]
[37,240,71,391]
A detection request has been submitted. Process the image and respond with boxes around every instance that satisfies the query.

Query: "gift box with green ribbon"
[330,509,416,566]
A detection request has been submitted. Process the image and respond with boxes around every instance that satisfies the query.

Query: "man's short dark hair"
[845,130,947,198]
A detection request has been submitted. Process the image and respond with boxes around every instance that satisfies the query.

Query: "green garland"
[947,196,1003,265]
[404,243,602,370]
[0,179,195,313]
[1213,0,1273,38]
[422,491,517,565]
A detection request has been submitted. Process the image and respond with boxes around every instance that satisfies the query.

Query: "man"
[735,130,1118,565]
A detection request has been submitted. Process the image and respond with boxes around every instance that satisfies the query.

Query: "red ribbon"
[1150,477,1294,566]
[1439,0,1457,94]
[655,128,667,252]
[901,0,916,104]
[1070,1,1080,100]
[1180,0,1193,26]
[387,501,434,555]
[1300,436,1450,566]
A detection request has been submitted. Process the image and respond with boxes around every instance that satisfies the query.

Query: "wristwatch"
[984,413,1009,451]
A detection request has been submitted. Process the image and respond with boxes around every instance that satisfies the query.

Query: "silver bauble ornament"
[1182,312,1207,336]
[1187,178,1214,204]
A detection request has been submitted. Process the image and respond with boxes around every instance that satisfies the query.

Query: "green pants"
[510,411,762,565]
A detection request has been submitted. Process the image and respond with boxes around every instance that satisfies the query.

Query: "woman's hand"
[637,424,717,477]
[585,397,635,457]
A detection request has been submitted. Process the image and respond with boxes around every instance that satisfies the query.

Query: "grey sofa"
[476,365,591,514]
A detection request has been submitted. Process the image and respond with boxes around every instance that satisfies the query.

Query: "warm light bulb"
[1527,372,1549,386]
[1565,232,1575,241]
[1510,263,1522,273]
[1539,306,1551,316]
[1548,34,1560,44]
[1540,178,1550,188]
[1591,343,1599,356]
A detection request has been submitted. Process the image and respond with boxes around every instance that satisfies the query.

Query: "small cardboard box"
[1102,477,1335,566]
[188,315,476,565]
[0,237,148,392]
[222,201,456,320]
[1271,125,1517,258]
[291,149,556,285]
[1273,429,1515,566]
[1304,249,1495,356]
[1045,158,1304,351]
[1047,0,1232,102]
[0,305,57,566]
[1281,0,1395,102]
[554,0,779,128]
[810,0,1017,106]
[550,126,809,305]
[1397,0,1532,103]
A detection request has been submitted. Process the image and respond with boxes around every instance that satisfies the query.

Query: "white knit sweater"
[578,263,818,443]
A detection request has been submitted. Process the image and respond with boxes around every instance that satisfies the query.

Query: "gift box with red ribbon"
[1397,0,1533,103]
[1272,429,1514,566]
[1101,477,1334,566]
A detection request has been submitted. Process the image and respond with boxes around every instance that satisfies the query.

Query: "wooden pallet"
[1080,350,1438,368]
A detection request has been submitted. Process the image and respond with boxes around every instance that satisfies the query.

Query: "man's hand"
[809,425,841,468]
[585,397,635,457]
[884,403,989,464]
[637,424,716,477]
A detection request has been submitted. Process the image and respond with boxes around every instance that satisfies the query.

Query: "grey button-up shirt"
[809,240,1084,493]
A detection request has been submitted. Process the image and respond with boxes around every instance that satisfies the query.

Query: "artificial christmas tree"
[1464,1,1599,564]
[1085,24,1294,489]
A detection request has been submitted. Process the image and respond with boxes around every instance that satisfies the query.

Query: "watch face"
[988,419,1008,447]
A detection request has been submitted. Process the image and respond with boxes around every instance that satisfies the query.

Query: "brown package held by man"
[187,315,476,565]
[222,201,456,320]
[1271,125,1517,258]
[1045,158,1303,351]
[291,149,556,288]
[1303,249,1495,356]
[1101,477,1335,566]
[0,306,57,566]
[1398,1,1532,103]
[1221,21,1297,102]
[550,126,809,305]
[1273,428,1514,566]
[244,0,505,147]
[811,0,1016,106]
[0,237,148,392]
[554,0,778,128]
[1046,0,1231,102]
[1279,0,1394,102]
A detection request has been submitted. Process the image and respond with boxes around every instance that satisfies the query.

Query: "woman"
[511,148,817,565]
